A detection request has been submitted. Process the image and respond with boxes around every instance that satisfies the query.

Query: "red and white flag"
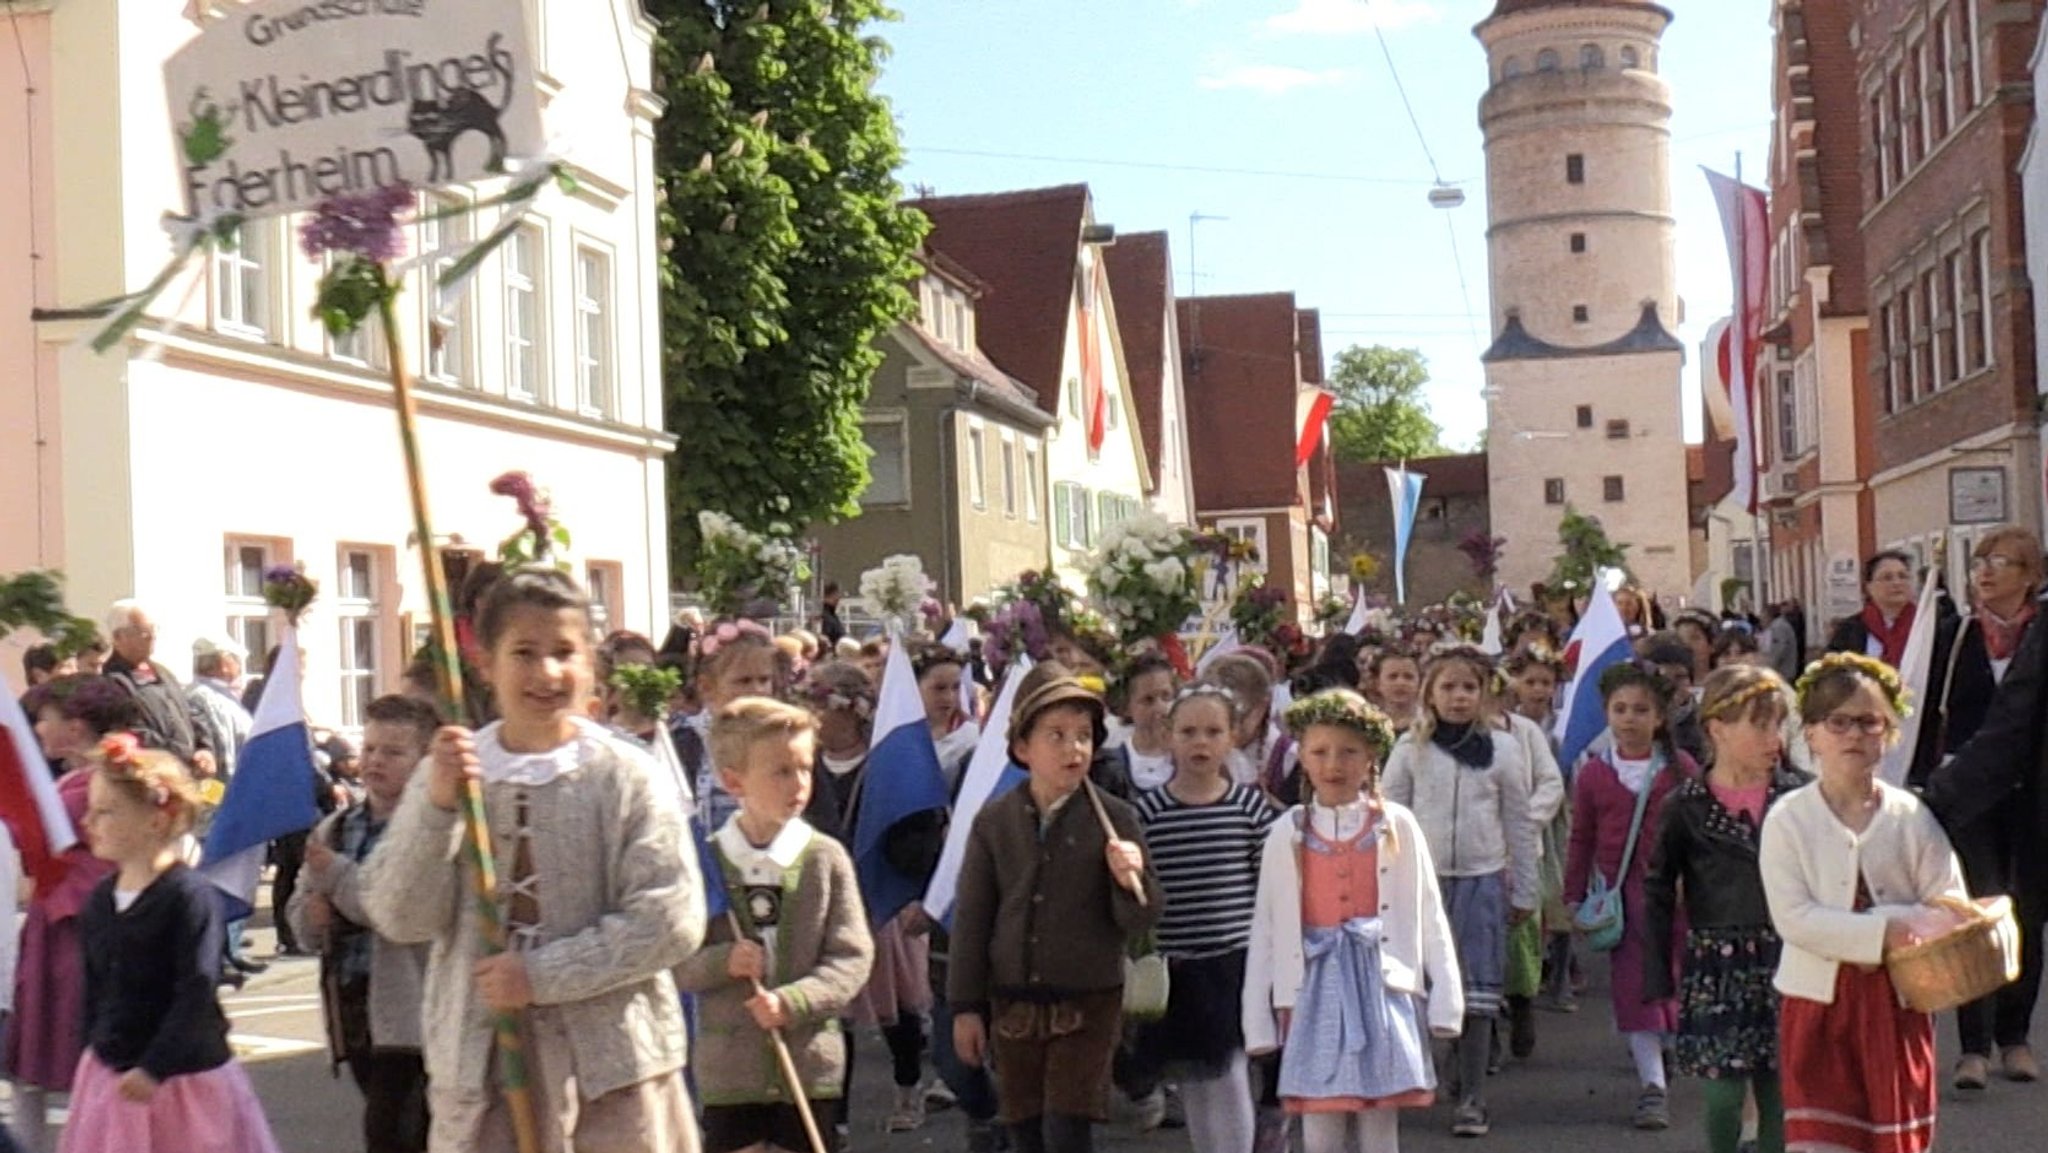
[1079,259,1107,453]
[1705,168,1769,514]
[1295,387,1336,469]
[0,679,79,888]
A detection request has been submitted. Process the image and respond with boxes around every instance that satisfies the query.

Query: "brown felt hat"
[1006,660,1108,745]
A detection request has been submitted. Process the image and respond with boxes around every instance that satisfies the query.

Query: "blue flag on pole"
[924,660,1031,927]
[855,634,952,927]
[1385,466,1426,605]
[1554,578,1634,769]
[200,627,321,922]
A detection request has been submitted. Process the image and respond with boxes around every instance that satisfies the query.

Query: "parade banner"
[166,0,543,221]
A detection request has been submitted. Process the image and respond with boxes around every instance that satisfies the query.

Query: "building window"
[1575,404,1594,428]
[1064,377,1082,418]
[861,417,909,507]
[1945,250,1967,381]
[1536,48,1560,72]
[1620,45,1639,69]
[223,539,278,669]
[1579,44,1604,70]
[329,289,389,368]
[1106,391,1121,431]
[1569,232,1587,254]
[1605,419,1630,440]
[1777,368,1799,460]
[1971,229,1993,371]
[1565,153,1585,184]
[1900,53,1922,170]
[1887,67,1906,188]
[1934,14,1954,137]
[505,225,545,402]
[1543,478,1566,505]
[420,193,474,385]
[1023,444,1041,522]
[1961,0,1981,111]
[586,562,622,634]
[1880,298,1902,413]
[966,424,987,509]
[1572,304,1589,324]
[1603,475,1625,502]
[337,548,381,729]
[1053,481,1092,549]
[1923,270,1946,390]
[1903,283,1922,403]
[574,247,614,416]
[213,222,273,339]
[1502,56,1523,80]
[1871,91,1890,203]
[1000,436,1017,517]
[1213,519,1268,576]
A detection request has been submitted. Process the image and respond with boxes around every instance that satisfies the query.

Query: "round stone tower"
[1476,0,1693,599]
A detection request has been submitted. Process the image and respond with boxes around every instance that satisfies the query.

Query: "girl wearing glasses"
[1760,654,1967,1153]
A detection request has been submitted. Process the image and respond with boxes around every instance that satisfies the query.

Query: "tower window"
[1544,479,1566,505]
[1580,44,1604,70]
[1604,476,1626,502]
[1572,305,1590,324]
[1566,154,1585,184]
[1503,56,1524,79]
[1606,419,1631,440]
[1536,49,1560,72]
[1575,405,1594,428]
[1570,233,1587,253]
[1620,46,1640,69]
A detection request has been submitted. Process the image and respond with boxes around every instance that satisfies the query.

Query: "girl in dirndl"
[1380,648,1539,1139]
[1244,690,1463,1153]
[1760,654,1967,1153]
[1644,665,1809,1153]
[1563,662,1694,1132]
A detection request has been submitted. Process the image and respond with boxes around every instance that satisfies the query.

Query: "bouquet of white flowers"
[695,510,811,618]
[1082,510,1202,653]
[859,554,935,629]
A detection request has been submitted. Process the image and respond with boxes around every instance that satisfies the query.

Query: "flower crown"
[697,619,773,661]
[1598,658,1677,704]
[1699,676,1788,724]
[1169,682,1240,719]
[1793,652,1914,719]
[94,733,173,809]
[1284,691,1397,759]
[799,676,876,722]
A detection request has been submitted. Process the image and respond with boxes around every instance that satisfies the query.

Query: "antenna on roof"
[1186,212,1228,378]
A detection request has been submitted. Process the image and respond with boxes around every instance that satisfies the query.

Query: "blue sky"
[876,0,1774,450]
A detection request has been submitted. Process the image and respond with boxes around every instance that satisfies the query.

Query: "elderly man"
[189,636,254,780]
[102,600,217,776]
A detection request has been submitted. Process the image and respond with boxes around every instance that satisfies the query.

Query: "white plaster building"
[0,0,674,715]
[1476,0,1693,597]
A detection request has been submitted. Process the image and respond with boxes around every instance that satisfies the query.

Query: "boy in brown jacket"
[675,697,875,1153]
[949,663,1162,1153]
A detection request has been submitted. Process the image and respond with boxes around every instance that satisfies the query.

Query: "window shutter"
[1055,484,1072,547]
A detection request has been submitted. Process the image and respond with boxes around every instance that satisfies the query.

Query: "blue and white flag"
[1554,577,1633,769]
[1385,466,1426,605]
[200,627,321,921]
[924,659,1030,926]
[1480,596,1507,656]
[938,618,979,722]
[655,722,728,918]
[854,633,952,926]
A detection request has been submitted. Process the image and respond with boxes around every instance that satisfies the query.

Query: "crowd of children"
[1,563,2014,1153]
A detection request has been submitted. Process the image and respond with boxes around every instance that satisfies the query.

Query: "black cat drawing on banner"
[406,81,511,183]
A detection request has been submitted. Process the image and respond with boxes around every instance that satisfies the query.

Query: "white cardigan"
[1758,780,1966,1005]
[1242,801,1465,1053]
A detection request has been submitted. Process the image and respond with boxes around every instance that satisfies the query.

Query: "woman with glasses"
[1909,529,2046,1088]
[1824,552,1921,667]
[1760,655,1966,1153]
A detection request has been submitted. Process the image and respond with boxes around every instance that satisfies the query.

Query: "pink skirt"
[853,908,934,1027]
[58,1052,281,1153]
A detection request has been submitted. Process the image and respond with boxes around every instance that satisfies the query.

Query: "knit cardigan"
[358,729,704,1148]
[672,824,874,1106]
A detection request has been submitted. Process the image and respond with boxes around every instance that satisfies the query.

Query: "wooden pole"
[723,909,830,1153]
[376,291,542,1153]
[1082,779,1147,906]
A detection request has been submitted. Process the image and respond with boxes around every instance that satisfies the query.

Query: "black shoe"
[219,969,247,991]
[228,954,269,975]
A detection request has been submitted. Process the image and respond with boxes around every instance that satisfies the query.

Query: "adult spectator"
[101,599,215,775]
[74,636,107,676]
[1825,551,1918,666]
[20,644,73,689]
[1762,603,1802,682]
[1917,529,2047,1089]
[818,581,848,647]
[188,636,254,780]
[1783,597,1810,669]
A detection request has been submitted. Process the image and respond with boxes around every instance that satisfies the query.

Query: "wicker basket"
[1885,896,2021,1014]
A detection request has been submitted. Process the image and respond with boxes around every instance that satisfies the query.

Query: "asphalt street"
[7,912,2046,1151]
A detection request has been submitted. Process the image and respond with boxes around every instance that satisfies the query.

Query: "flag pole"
[1737,151,1771,614]
[376,293,542,1153]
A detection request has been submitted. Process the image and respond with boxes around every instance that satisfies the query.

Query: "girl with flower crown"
[675,618,782,833]
[1761,654,1967,1153]
[1244,690,1462,1153]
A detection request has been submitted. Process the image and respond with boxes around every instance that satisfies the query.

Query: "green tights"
[1701,1074,1784,1153]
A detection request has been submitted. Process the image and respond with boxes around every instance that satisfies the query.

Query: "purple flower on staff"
[920,597,944,623]
[490,471,553,540]
[299,183,415,263]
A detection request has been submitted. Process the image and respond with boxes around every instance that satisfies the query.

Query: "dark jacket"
[803,752,946,885]
[948,784,1162,1015]
[1907,613,2020,787]
[1641,766,1810,1001]
[80,864,233,1080]
[1924,597,2048,894]
[102,653,212,765]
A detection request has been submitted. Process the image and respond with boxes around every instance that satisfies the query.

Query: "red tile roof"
[905,185,1089,414]
[1103,231,1173,491]
[1180,293,1309,512]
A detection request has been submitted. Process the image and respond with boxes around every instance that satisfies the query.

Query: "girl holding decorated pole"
[1244,690,1462,1153]
[1381,647,1537,1139]
[359,568,703,1152]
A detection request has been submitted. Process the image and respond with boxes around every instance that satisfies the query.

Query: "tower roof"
[1484,0,1672,22]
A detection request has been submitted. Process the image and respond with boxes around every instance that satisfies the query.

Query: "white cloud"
[1198,63,1353,94]
[1264,0,1440,36]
